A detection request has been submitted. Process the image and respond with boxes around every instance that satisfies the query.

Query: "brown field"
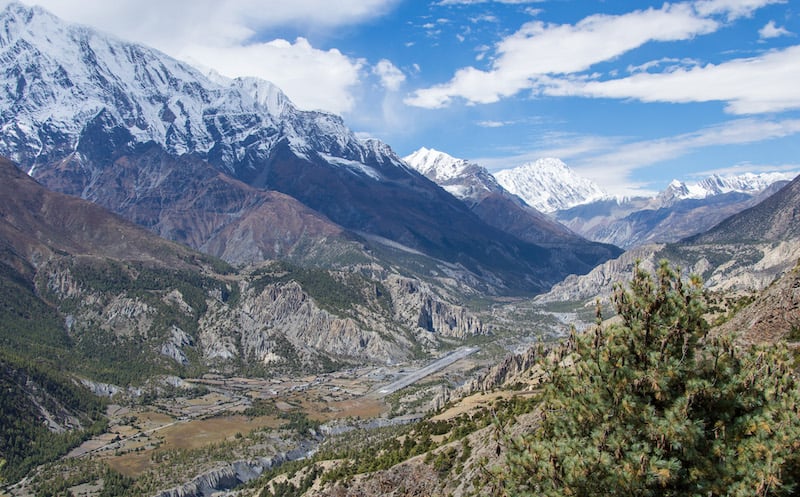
[105,415,281,477]
[107,451,152,476]
[159,415,281,449]
[302,397,387,421]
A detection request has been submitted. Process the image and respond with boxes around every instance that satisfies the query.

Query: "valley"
[1,2,799,496]
[7,343,503,496]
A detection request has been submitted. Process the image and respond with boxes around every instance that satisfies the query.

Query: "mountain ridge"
[538,173,800,306]
[0,155,493,376]
[0,2,620,294]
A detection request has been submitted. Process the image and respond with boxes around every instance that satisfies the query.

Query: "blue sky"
[11,0,800,195]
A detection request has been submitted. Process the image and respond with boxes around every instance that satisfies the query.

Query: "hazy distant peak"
[494,158,608,213]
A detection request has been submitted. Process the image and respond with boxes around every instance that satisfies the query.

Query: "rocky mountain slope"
[556,176,792,249]
[0,2,618,295]
[403,147,621,265]
[715,260,800,345]
[538,173,800,306]
[0,156,489,379]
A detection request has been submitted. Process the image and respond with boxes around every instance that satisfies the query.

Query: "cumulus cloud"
[182,38,365,114]
[406,0,793,114]
[13,0,400,114]
[759,20,793,39]
[373,59,406,91]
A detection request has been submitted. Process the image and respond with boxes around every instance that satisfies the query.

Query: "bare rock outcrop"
[30,251,489,376]
[153,448,310,497]
[461,345,542,395]
[536,244,663,305]
[386,275,487,338]
[715,260,800,345]
[238,280,404,365]
[537,241,800,307]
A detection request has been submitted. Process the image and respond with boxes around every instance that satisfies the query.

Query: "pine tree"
[502,261,800,496]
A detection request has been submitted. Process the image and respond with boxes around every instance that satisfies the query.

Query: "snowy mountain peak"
[660,172,797,204]
[0,1,408,179]
[403,147,505,202]
[494,158,608,213]
[229,77,294,118]
[403,147,472,182]
[696,172,795,195]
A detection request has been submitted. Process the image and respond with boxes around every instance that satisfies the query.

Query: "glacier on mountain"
[493,158,608,213]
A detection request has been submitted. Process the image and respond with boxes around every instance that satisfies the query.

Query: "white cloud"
[573,118,800,193]
[476,120,508,127]
[13,0,399,114]
[544,45,800,114]
[694,0,786,21]
[627,58,699,74]
[373,59,406,91]
[759,20,792,39]
[406,0,790,112]
[16,0,400,49]
[478,133,622,173]
[694,162,800,177]
[470,14,499,23]
[406,3,720,108]
[179,38,365,114]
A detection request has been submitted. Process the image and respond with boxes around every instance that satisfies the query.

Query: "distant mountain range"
[404,147,795,249]
[538,172,800,306]
[0,2,618,295]
[403,148,620,273]
[555,173,794,248]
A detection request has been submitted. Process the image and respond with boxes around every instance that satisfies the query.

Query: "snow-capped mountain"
[0,2,404,182]
[404,147,470,181]
[556,172,796,249]
[403,147,622,264]
[0,2,623,294]
[493,158,608,213]
[408,142,796,250]
[657,173,797,206]
[404,147,498,200]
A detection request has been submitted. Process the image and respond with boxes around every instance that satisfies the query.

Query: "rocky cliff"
[1,157,487,384]
[716,260,800,345]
